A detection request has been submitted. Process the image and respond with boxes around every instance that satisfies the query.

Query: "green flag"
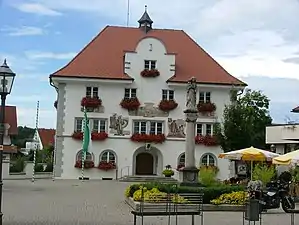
[82,108,90,155]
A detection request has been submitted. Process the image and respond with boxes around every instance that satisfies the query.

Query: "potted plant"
[98,161,116,171]
[81,96,102,108]
[91,132,108,141]
[130,133,166,143]
[72,132,83,140]
[140,69,160,78]
[120,97,140,110]
[197,102,216,113]
[162,165,174,177]
[158,99,178,111]
[74,160,94,169]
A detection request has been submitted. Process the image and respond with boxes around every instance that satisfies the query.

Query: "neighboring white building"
[25,128,56,151]
[49,9,245,180]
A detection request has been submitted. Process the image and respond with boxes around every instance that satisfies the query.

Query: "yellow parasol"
[219,146,279,179]
[272,149,299,165]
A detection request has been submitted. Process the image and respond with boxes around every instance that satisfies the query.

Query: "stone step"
[119,175,178,183]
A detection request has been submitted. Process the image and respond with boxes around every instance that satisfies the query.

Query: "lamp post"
[0,59,16,225]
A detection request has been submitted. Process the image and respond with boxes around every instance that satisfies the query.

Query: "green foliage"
[199,167,217,186]
[216,89,272,152]
[44,163,53,172]
[162,169,174,176]
[34,164,44,172]
[10,157,26,173]
[125,182,245,204]
[290,166,299,183]
[11,126,35,148]
[253,164,276,186]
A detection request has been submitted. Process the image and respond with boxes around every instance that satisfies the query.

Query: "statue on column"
[186,77,197,111]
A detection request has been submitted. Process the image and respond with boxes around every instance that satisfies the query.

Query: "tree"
[11,126,35,148]
[216,89,272,152]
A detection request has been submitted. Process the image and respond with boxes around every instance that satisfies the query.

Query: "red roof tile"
[0,106,17,135]
[38,128,55,148]
[51,26,245,85]
[292,106,299,113]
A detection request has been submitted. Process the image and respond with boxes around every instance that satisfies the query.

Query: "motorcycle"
[248,179,295,213]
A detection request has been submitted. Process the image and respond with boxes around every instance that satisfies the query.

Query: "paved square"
[2,180,298,224]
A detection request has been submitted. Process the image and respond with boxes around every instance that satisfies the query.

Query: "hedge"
[127,182,245,204]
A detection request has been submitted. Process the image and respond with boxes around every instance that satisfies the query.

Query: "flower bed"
[98,161,116,170]
[197,102,216,113]
[120,98,140,110]
[130,133,166,143]
[125,183,245,204]
[158,100,178,111]
[210,191,248,205]
[195,135,218,146]
[140,69,160,78]
[74,160,94,169]
[72,132,83,140]
[91,132,108,141]
[81,97,102,108]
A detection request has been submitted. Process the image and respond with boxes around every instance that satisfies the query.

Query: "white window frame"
[206,124,213,136]
[91,119,107,133]
[144,60,156,70]
[199,92,211,103]
[100,151,116,163]
[200,154,216,166]
[76,150,93,161]
[195,123,214,136]
[75,118,83,132]
[133,121,164,135]
[149,121,163,135]
[178,153,185,165]
[86,86,99,98]
[162,89,174,101]
[124,88,137,98]
[196,123,203,135]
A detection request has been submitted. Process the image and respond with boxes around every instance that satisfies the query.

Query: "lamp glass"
[0,73,15,94]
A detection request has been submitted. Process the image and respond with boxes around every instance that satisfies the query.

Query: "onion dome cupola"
[138,5,153,33]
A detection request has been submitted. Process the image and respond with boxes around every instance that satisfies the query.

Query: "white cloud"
[17,107,56,128]
[24,51,76,60]
[9,95,50,103]
[1,26,45,36]
[13,2,62,16]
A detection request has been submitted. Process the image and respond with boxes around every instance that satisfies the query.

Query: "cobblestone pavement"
[2,180,298,225]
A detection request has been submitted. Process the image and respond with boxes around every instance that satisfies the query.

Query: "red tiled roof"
[38,128,55,148]
[51,26,245,85]
[292,106,299,113]
[0,106,17,135]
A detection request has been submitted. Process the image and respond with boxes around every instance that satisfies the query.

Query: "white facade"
[52,36,237,180]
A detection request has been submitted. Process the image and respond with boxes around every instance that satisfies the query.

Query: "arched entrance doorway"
[135,152,154,175]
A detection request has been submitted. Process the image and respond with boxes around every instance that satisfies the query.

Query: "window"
[124,88,137,98]
[149,122,163,135]
[133,121,147,134]
[178,153,185,165]
[100,151,116,163]
[201,154,216,166]
[199,92,211,103]
[144,60,156,70]
[162,90,174,100]
[76,150,93,161]
[206,124,213,135]
[92,119,106,133]
[86,87,98,98]
[196,124,203,135]
[133,121,164,135]
[75,118,83,132]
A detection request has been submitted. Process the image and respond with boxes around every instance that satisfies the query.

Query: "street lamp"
[0,59,16,225]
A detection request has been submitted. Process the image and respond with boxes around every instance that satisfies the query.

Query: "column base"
[180,167,201,187]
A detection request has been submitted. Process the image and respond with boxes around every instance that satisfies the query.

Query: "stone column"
[181,77,200,186]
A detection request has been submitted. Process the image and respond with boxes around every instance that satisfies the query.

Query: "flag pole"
[32,101,40,183]
[81,109,86,181]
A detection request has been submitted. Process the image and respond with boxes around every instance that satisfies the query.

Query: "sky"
[1,0,299,128]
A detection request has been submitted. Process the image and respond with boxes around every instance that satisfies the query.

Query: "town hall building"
[49,8,245,180]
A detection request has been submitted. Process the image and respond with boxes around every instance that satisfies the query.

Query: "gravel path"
[2,180,298,225]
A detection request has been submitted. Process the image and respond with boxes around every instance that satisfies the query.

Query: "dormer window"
[86,87,98,98]
[144,60,156,70]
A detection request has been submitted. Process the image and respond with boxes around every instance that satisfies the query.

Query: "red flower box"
[130,133,166,143]
[158,100,178,111]
[195,135,218,146]
[98,161,116,171]
[54,100,57,109]
[72,132,83,140]
[120,98,140,110]
[197,102,216,113]
[140,69,160,78]
[91,132,108,141]
[74,160,94,169]
[81,97,102,108]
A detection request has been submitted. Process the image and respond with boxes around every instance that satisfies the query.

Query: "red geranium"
[81,97,102,108]
[98,161,116,170]
[74,160,94,169]
[120,98,140,110]
[195,135,218,146]
[91,132,108,141]
[195,135,205,144]
[72,132,83,140]
[140,69,160,78]
[130,133,166,143]
[197,102,216,113]
[158,100,178,111]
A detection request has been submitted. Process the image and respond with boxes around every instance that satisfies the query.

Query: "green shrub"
[253,164,276,186]
[44,163,53,172]
[10,157,26,173]
[199,166,217,186]
[126,182,245,204]
[34,164,44,172]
